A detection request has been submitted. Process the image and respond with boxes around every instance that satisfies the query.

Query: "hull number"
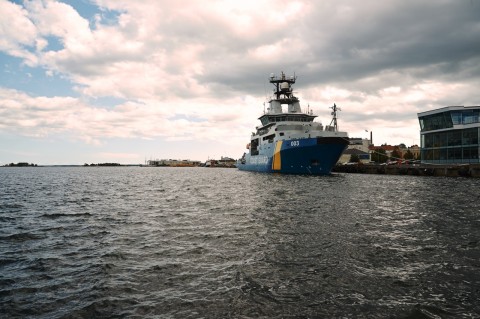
[290,141,300,147]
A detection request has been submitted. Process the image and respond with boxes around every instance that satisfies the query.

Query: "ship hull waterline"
[237,137,349,175]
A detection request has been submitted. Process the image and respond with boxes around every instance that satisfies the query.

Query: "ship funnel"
[270,100,282,113]
[288,101,302,113]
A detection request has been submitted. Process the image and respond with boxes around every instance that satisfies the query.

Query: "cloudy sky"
[1,0,479,165]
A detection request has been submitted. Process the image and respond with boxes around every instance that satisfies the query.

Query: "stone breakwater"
[333,163,480,178]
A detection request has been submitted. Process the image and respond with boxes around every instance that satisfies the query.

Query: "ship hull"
[237,137,348,175]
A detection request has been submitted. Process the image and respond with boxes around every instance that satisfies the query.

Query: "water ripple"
[0,168,479,318]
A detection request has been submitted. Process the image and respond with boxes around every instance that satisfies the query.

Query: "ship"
[237,72,349,175]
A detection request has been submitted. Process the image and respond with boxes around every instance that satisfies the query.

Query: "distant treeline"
[84,163,121,166]
[4,162,37,167]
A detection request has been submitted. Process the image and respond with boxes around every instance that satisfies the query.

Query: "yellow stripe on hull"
[272,140,283,170]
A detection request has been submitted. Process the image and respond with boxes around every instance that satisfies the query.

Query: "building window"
[463,111,478,124]
[451,111,462,125]
[425,134,433,148]
[448,130,462,146]
[462,146,478,160]
[463,147,471,160]
[462,128,479,145]
[423,149,433,161]
[438,132,447,147]
[420,112,453,131]
[439,148,447,161]
[472,147,479,160]
[438,132,448,147]
[450,147,462,160]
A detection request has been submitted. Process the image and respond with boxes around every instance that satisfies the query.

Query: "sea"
[0,167,479,319]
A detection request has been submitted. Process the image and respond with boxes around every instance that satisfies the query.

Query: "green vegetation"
[5,162,37,167]
[370,149,388,163]
[349,154,360,163]
[390,148,403,161]
[84,163,121,166]
[403,149,415,160]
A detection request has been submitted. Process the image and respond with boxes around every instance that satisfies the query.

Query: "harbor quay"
[332,162,480,178]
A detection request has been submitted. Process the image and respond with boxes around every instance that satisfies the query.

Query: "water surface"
[1,167,479,318]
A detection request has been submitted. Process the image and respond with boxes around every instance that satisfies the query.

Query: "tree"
[391,148,402,160]
[350,154,360,163]
[404,149,414,160]
[371,149,388,163]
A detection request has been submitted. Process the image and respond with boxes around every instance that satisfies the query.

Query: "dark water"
[1,167,479,318]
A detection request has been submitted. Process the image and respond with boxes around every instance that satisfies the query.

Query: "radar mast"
[329,103,341,131]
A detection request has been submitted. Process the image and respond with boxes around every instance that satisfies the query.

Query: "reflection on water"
[0,167,479,318]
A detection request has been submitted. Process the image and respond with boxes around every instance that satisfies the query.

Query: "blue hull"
[237,137,348,175]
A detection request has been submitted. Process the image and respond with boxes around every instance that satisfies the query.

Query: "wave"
[0,232,46,241]
[40,212,92,219]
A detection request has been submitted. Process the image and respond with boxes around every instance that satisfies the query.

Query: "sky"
[1,0,480,165]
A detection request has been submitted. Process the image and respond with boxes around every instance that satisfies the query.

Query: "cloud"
[0,0,479,158]
[0,1,38,65]
[0,87,256,147]
[97,152,139,159]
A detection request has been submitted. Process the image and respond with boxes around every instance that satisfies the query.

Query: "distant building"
[205,156,236,167]
[369,144,395,158]
[406,145,420,159]
[146,159,201,167]
[337,137,371,164]
[348,137,371,153]
[339,148,370,164]
[418,106,480,164]
[340,137,419,164]
[395,144,420,160]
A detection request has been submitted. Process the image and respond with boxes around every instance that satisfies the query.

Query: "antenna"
[264,79,268,103]
[329,103,341,131]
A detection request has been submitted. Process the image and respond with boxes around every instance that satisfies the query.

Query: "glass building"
[418,106,480,164]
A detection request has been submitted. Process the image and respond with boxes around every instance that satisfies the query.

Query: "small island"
[84,163,121,166]
[4,162,38,167]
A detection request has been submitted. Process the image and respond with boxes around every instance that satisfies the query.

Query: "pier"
[333,163,480,178]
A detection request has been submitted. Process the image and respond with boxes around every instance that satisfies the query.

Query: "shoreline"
[333,163,480,178]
